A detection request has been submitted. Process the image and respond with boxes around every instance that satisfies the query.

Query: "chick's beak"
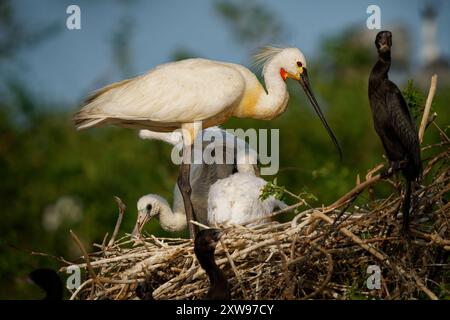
[132,211,150,238]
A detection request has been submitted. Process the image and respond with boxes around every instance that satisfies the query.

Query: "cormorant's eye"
[146,204,152,212]
[296,61,302,67]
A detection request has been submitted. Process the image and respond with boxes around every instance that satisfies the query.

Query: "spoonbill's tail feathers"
[73,115,107,130]
[74,78,135,130]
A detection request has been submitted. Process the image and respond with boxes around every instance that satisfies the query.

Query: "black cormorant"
[368,30,422,234]
[29,268,63,300]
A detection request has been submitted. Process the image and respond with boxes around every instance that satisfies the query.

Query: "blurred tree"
[111,16,135,78]
[214,0,286,53]
[320,27,373,80]
[170,47,200,62]
[0,0,59,60]
[319,25,410,81]
[0,0,60,108]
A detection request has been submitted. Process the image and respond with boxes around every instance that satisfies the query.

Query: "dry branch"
[419,74,437,143]
[108,196,126,247]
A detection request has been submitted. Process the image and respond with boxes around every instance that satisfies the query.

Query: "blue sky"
[3,0,450,106]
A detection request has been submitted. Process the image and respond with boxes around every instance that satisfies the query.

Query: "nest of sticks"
[60,76,449,300]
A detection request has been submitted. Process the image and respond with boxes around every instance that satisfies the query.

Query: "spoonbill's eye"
[296,61,304,74]
[146,204,152,212]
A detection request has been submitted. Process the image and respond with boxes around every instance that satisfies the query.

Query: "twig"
[70,279,93,300]
[312,211,439,300]
[419,74,437,144]
[411,273,439,300]
[220,239,249,299]
[70,230,99,282]
[101,233,109,252]
[312,212,386,261]
[327,173,382,210]
[242,202,303,227]
[70,230,102,298]
[190,220,210,230]
[432,121,450,143]
[301,244,333,299]
[108,196,126,247]
[325,160,407,211]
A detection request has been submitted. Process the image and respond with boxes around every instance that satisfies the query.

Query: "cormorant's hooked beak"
[211,228,225,241]
[297,69,343,159]
[132,210,151,238]
[375,31,392,55]
[378,44,390,53]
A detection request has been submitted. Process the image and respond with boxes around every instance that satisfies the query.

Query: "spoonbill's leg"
[178,123,200,239]
[178,160,197,238]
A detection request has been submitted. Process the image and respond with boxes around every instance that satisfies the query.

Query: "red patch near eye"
[280,68,287,81]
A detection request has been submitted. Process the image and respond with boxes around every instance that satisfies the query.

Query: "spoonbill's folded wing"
[74,59,245,130]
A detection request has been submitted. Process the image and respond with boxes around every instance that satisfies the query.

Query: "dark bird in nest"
[368,30,422,235]
[29,268,63,300]
[136,278,154,300]
[194,229,230,300]
[135,271,168,300]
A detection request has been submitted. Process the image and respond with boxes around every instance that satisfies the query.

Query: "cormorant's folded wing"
[386,82,421,178]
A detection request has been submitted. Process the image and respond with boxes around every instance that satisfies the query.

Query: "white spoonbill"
[132,126,259,236]
[74,47,342,238]
[133,173,286,235]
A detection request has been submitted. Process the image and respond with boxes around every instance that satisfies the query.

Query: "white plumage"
[139,126,259,173]
[207,172,286,226]
[132,127,285,235]
[133,173,286,235]
[73,48,313,134]
[142,126,259,221]
[75,60,245,130]
[133,194,187,233]
[132,127,260,235]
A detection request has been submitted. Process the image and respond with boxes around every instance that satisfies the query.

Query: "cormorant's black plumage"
[194,229,230,300]
[29,268,63,300]
[136,277,154,300]
[368,31,422,233]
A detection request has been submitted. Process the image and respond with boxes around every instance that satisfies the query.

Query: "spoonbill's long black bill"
[298,69,343,159]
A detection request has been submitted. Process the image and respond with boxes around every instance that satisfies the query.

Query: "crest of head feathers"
[252,46,286,72]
